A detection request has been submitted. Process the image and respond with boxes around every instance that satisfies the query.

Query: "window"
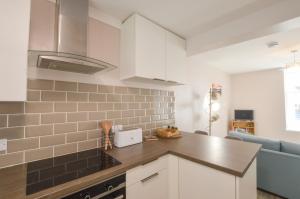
[284,67,300,131]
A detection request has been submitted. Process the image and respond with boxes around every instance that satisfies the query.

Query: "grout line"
[38,136,40,148]
[22,151,25,164]
[6,115,8,128]
[76,140,79,152]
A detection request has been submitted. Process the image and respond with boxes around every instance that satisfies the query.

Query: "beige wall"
[174,56,231,138]
[230,69,300,143]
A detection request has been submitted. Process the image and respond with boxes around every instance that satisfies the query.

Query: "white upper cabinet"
[135,15,166,80]
[0,0,31,101]
[121,14,186,85]
[166,32,187,84]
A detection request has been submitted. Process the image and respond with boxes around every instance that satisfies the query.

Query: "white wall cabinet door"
[166,32,187,84]
[121,14,187,85]
[0,0,31,101]
[135,15,166,80]
[127,169,168,199]
[178,158,236,199]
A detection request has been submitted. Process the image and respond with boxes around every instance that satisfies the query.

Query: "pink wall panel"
[87,18,120,66]
[29,0,56,51]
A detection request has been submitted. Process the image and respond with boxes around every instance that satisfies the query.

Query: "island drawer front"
[126,155,168,187]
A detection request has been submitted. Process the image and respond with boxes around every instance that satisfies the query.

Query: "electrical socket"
[0,139,7,151]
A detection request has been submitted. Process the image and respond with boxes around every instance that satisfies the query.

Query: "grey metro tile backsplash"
[0,79,175,168]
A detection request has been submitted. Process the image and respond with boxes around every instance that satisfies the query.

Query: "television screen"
[234,110,253,121]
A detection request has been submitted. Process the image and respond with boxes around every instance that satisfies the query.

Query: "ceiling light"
[286,50,300,69]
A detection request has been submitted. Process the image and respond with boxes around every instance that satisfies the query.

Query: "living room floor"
[258,190,284,199]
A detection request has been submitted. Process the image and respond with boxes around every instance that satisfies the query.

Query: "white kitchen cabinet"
[121,14,166,81]
[126,156,169,199]
[127,155,256,199]
[168,154,179,199]
[0,0,31,101]
[135,15,166,80]
[121,14,186,85]
[127,168,168,199]
[166,32,187,84]
[236,159,257,199]
[178,157,257,199]
[179,158,236,199]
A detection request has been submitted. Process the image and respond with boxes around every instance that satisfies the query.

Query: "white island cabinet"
[127,169,168,199]
[179,157,257,199]
[0,0,31,101]
[126,156,169,199]
[121,14,186,85]
[127,155,257,199]
[179,158,236,199]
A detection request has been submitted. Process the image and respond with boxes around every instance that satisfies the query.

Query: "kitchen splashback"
[0,79,175,168]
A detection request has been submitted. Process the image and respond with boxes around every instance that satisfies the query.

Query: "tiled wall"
[0,79,175,168]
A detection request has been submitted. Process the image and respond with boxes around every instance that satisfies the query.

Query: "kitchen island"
[0,132,261,199]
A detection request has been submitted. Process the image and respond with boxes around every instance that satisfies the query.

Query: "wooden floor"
[257,190,284,199]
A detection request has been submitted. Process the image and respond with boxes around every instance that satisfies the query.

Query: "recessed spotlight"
[266,41,279,48]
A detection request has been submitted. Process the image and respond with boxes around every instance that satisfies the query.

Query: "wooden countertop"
[0,133,261,199]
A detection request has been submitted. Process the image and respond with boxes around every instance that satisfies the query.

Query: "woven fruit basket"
[156,127,182,139]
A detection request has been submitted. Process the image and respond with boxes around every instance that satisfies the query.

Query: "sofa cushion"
[281,141,300,156]
[228,131,243,139]
[228,132,281,151]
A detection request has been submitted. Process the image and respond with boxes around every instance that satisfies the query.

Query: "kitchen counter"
[0,133,261,199]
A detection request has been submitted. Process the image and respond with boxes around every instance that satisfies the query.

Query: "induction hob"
[26,148,121,195]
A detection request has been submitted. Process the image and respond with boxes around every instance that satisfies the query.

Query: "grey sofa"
[228,132,300,199]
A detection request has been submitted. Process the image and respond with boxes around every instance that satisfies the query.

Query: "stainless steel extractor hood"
[28,0,116,74]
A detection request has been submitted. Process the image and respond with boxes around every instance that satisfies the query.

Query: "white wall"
[230,69,300,143]
[174,56,231,137]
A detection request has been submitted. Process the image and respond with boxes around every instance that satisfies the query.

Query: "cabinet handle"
[167,80,178,84]
[113,195,124,199]
[141,172,159,183]
[153,78,166,82]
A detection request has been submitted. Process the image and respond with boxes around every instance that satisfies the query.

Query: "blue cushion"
[228,132,281,151]
[281,141,300,156]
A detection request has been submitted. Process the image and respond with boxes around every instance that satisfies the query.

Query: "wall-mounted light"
[286,50,300,69]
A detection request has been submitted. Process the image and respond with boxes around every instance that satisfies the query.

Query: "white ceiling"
[90,0,280,38]
[90,0,300,74]
[189,27,300,74]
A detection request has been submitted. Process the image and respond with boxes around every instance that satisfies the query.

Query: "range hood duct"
[28,0,116,74]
